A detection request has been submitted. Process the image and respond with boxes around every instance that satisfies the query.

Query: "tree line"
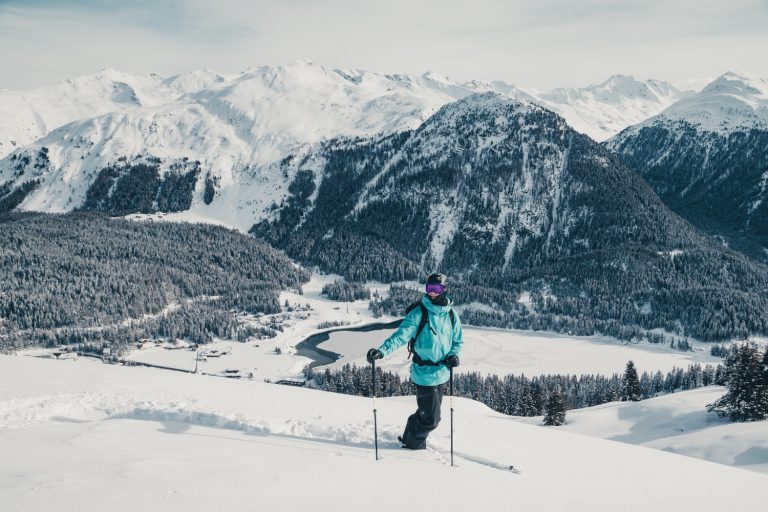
[0,212,309,352]
[303,361,722,419]
[321,280,371,302]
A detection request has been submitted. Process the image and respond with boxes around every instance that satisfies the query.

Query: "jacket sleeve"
[378,308,421,357]
[447,313,463,357]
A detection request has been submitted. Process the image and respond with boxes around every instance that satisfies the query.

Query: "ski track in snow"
[1,391,390,449]
[0,390,524,475]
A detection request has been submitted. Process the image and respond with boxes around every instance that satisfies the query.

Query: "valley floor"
[1,355,766,512]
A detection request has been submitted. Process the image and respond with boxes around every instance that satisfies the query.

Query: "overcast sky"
[1,0,767,91]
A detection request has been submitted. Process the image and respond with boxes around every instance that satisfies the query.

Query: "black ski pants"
[401,383,443,449]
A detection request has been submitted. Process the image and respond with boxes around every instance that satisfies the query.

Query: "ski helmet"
[426,273,448,288]
[427,274,448,288]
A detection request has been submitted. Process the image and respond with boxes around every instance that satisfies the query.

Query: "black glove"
[366,348,383,365]
[444,354,460,368]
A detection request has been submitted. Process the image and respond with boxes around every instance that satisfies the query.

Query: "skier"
[366,273,463,450]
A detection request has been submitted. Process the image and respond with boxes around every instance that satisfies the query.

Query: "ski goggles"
[425,283,446,294]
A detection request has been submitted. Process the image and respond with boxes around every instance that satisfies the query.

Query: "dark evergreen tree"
[708,344,768,421]
[543,387,566,426]
[621,360,642,402]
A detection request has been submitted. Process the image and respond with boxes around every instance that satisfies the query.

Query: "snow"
[657,249,685,260]
[1,65,704,233]
[619,71,768,137]
[0,62,463,230]
[536,75,692,141]
[425,199,460,268]
[1,354,766,511]
[0,68,182,159]
[501,232,518,272]
[324,325,722,378]
[100,273,722,383]
[519,386,768,475]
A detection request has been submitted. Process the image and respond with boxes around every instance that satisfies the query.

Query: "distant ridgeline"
[5,92,768,345]
[253,94,768,342]
[0,212,310,352]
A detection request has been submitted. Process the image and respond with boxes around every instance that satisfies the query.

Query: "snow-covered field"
[1,354,766,512]
[326,325,722,377]
[114,275,385,379]
[109,275,722,383]
[518,386,768,475]
[9,274,764,511]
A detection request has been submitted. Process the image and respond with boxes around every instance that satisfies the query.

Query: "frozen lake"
[317,324,722,377]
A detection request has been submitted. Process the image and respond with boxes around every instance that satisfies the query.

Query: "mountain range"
[0,61,690,231]
[606,71,768,259]
[3,63,768,341]
[252,92,768,341]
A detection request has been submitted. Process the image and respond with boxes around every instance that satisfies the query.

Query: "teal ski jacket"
[377,295,463,386]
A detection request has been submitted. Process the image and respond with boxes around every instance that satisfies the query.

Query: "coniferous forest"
[303,361,723,418]
[0,212,310,352]
[253,96,768,343]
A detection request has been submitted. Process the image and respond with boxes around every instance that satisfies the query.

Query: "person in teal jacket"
[367,273,463,450]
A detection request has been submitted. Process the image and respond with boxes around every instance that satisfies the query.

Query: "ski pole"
[372,358,378,461]
[450,366,454,467]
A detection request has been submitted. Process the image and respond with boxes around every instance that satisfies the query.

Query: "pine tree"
[621,360,642,401]
[754,347,768,419]
[543,388,566,426]
[708,343,768,421]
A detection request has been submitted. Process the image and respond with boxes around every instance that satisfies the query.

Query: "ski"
[453,451,522,474]
[394,437,521,474]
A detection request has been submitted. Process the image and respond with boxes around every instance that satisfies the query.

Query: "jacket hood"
[422,294,453,315]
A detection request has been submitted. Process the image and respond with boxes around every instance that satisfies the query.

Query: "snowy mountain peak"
[412,92,546,147]
[0,69,180,159]
[162,69,228,96]
[544,75,686,104]
[536,76,691,141]
[421,70,454,84]
[700,71,768,99]
[645,72,768,134]
[598,74,648,91]
[237,61,348,93]
[88,67,141,81]
[431,91,536,118]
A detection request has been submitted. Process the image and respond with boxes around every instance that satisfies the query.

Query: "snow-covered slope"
[0,64,698,231]
[644,71,768,134]
[606,72,768,257]
[0,64,721,232]
[522,386,768,475]
[0,62,464,230]
[0,66,683,164]
[0,68,249,160]
[1,354,765,512]
[537,75,691,141]
[0,69,173,159]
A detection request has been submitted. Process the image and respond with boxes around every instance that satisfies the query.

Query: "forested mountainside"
[253,93,768,341]
[0,213,309,351]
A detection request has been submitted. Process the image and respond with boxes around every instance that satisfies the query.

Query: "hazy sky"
[1,0,767,91]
